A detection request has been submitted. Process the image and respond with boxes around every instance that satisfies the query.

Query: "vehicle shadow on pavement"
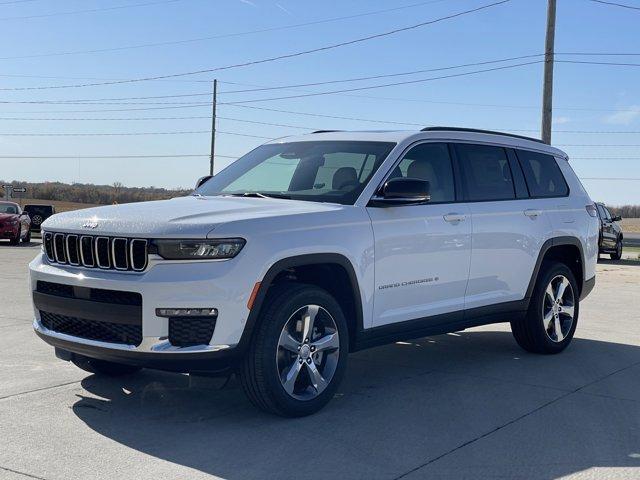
[72,330,640,480]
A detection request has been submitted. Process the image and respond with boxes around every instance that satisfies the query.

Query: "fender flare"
[524,236,586,301]
[233,253,364,356]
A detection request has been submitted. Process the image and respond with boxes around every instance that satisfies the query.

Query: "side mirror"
[612,215,622,222]
[370,177,431,207]
[195,175,213,190]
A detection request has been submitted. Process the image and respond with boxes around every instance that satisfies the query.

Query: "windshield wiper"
[227,192,291,199]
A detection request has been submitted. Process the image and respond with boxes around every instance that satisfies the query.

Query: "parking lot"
[1,239,639,480]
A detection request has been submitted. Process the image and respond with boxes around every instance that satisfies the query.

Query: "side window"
[314,152,366,189]
[455,144,515,201]
[394,143,455,203]
[516,150,569,198]
[603,207,613,221]
[597,205,607,221]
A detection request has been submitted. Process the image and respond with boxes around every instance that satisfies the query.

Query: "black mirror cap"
[383,177,431,200]
[612,215,622,222]
[195,175,213,190]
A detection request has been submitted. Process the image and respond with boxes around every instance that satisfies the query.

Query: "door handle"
[524,209,542,218]
[443,213,466,223]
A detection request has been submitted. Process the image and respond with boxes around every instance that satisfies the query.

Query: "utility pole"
[209,79,217,175]
[541,0,556,144]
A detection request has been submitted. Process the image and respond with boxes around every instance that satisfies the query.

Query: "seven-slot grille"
[43,232,148,272]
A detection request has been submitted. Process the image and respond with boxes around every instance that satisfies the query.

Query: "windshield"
[0,203,18,214]
[196,141,396,205]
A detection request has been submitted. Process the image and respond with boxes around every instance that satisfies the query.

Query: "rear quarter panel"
[550,158,599,282]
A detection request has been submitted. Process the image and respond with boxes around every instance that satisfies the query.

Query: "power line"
[558,59,640,67]
[224,104,426,126]
[0,0,450,60]
[0,54,543,103]
[219,55,545,94]
[557,51,640,56]
[0,51,637,86]
[3,56,640,113]
[220,61,543,105]
[0,115,214,121]
[0,0,184,21]
[588,0,640,11]
[0,0,512,91]
[0,154,238,159]
[0,129,272,138]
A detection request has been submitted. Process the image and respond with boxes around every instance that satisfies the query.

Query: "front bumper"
[0,224,18,238]
[29,252,255,373]
[34,325,240,373]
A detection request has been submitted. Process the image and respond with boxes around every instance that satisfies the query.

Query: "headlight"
[154,238,245,260]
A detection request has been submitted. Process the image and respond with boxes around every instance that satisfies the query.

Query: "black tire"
[240,283,349,417]
[71,354,142,376]
[610,238,622,260]
[511,261,579,354]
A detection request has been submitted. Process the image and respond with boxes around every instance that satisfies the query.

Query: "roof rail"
[420,126,546,144]
[311,130,342,134]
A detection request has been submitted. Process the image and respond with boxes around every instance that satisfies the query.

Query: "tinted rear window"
[516,150,568,198]
[455,144,515,201]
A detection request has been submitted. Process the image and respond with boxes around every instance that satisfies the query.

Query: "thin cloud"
[604,106,640,125]
[553,116,570,125]
[239,0,256,6]
[275,3,293,15]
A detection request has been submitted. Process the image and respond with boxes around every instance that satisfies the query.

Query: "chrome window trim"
[95,236,111,269]
[53,233,67,264]
[129,239,148,272]
[79,236,95,267]
[112,238,129,271]
[65,234,80,266]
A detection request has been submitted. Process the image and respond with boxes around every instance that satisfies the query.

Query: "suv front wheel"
[511,261,579,354]
[240,283,349,417]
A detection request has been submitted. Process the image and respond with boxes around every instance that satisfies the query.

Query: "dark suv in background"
[596,202,623,260]
[23,204,56,232]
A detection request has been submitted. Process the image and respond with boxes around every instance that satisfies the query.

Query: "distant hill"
[2,180,190,207]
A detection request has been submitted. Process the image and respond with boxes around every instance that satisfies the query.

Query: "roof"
[268,127,568,159]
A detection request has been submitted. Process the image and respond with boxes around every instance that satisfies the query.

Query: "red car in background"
[0,201,31,245]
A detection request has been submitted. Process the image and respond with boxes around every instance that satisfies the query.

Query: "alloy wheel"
[542,275,575,342]
[276,304,340,400]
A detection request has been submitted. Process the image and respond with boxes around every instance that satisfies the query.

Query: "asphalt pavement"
[1,239,639,480]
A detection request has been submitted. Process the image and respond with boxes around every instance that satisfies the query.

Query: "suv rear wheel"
[71,355,142,376]
[240,283,349,417]
[610,238,623,260]
[511,261,579,354]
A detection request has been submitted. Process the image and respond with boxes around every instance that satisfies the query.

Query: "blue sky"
[0,0,639,204]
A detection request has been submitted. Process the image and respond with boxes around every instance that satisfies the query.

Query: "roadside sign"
[12,187,26,193]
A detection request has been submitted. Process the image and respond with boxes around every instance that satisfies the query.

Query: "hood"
[0,213,18,221]
[41,195,344,238]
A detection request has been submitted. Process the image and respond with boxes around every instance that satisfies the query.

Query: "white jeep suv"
[31,127,599,416]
